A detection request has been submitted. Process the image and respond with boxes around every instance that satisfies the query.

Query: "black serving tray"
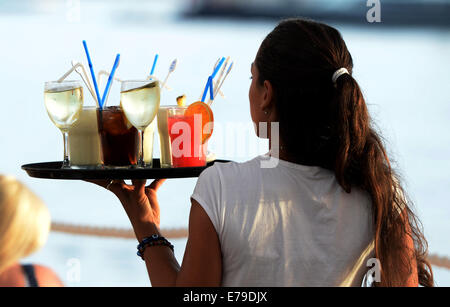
[21,159,230,180]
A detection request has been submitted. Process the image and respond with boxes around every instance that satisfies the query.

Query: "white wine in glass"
[120,80,160,167]
[44,80,84,168]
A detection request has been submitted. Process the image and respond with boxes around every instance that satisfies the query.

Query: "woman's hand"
[85,179,166,237]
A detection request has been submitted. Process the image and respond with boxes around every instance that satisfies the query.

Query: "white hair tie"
[332,67,349,84]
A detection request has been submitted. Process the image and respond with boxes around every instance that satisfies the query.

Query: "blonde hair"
[0,175,50,274]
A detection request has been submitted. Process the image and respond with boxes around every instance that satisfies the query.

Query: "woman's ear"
[261,80,274,113]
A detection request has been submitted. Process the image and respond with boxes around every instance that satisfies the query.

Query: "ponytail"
[333,73,369,192]
[332,72,433,286]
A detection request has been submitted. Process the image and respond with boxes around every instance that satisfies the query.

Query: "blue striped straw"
[150,54,158,76]
[209,77,214,100]
[201,76,213,103]
[101,54,120,108]
[201,57,225,102]
[82,40,102,107]
[211,57,225,79]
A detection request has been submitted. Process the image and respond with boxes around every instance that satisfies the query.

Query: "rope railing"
[427,254,450,270]
[51,222,450,270]
[51,222,187,239]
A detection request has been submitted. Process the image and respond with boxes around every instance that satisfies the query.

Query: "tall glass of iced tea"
[96,106,139,166]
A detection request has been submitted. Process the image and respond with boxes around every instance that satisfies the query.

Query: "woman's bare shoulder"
[0,263,25,287]
[33,264,64,287]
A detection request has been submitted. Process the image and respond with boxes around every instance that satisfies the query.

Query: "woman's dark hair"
[255,18,433,286]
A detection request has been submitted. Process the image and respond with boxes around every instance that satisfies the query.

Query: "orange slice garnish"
[185,101,214,144]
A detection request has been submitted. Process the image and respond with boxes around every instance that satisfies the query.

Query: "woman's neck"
[268,138,318,167]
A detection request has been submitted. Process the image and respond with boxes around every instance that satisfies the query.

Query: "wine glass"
[120,79,160,167]
[44,80,84,168]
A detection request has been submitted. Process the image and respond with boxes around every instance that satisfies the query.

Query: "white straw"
[216,61,233,96]
[214,56,229,94]
[71,61,97,104]
[208,61,233,106]
[98,70,123,84]
[199,58,225,101]
[71,61,92,88]
[58,62,99,106]
[57,65,78,82]
[207,57,229,104]
[161,58,177,90]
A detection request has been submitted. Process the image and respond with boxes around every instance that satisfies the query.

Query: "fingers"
[107,179,127,195]
[132,179,147,194]
[85,179,126,194]
[147,178,166,191]
[85,178,166,194]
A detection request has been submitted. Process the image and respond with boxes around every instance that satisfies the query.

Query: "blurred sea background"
[0,0,449,286]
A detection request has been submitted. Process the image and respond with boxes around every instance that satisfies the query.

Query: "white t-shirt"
[191,155,375,287]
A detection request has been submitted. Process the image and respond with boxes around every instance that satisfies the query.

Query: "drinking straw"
[70,60,97,105]
[82,40,102,109]
[214,56,229,93]
[201,76,213,103]
[216,57,230,85]
[57,62,98,107]
[211,57,225,79]
[209,62,234,106]
[200,58,224,101]
[161,58,177,90]
[98,70,122,83]
[208,57,229,103]
[200,57,225,102]
[209,77,214,101]
[211,58,220,74]
[71,61,94,91]
[57,64,79,82]
[215,61,233,96]
[150,54,158,76]
[101,54,120,108]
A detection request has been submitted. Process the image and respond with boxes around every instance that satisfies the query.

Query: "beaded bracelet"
[137,234,174,260]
